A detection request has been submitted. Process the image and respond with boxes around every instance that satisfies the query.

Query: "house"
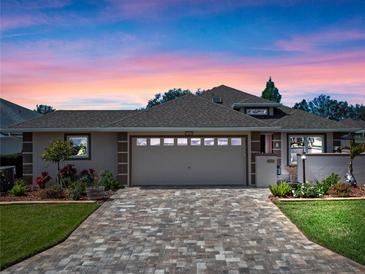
[0,98,41,155]
[340,119,365,145]
[4,85,359,186]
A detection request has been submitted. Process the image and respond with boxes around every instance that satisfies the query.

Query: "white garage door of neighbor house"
[131,137,247,186]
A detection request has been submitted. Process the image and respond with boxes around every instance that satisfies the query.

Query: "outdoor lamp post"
[301,153,307,183]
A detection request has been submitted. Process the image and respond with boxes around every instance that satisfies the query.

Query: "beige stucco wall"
[32,132,118,180]
[297,154,365,184]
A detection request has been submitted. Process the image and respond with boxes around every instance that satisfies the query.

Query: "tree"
[346,142,365,186]
[42,140,73,186]
[146,88,192,108]
[261,77,282,103]
[35,104,55,114]
[293,94,365,121]
[293,99,310,112]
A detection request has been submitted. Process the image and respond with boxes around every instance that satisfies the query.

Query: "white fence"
[297,154,365,185]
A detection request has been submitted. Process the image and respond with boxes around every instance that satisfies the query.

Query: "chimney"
[212,96,223,104]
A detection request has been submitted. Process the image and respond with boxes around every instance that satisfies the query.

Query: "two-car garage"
[131,136,247,186]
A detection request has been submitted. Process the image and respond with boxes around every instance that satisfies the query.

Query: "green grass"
[277,200,365,265]
[0,203,99,270]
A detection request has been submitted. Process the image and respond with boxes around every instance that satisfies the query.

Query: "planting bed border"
[0,200,97,205]
[275,197,365,202]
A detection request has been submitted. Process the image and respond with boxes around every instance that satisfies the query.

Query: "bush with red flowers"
[59,164,77,187]
[80,169,98,186]
[35,172,51,189]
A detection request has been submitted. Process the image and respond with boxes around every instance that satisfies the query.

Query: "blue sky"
[1,0,365,109]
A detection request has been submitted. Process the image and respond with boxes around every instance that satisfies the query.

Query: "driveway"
[4,188,364,273]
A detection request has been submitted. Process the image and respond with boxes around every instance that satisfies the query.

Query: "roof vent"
[212,96,223,104]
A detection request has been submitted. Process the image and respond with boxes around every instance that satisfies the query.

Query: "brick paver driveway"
[4,188,364,273]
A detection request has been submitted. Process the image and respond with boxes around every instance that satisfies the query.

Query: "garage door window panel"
[191,138,201,146]
[150,138,161,146]
[163,138,174,146]
[177,138,188,146]
[217,138,228,146]
[231,138,242,146]
[136,138,147,146]
[204,138,215,146]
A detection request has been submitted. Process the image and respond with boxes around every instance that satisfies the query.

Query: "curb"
[276,197,365,202]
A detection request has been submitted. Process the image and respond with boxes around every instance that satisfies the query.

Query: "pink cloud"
[275,29,365,52]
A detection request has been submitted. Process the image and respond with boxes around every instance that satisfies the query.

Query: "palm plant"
[346,142,365,186]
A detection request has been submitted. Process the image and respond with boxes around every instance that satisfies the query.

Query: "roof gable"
[108,94,269,128]
[0,98,41,129]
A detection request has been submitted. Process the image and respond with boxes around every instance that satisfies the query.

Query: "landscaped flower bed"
[269,173,365,200]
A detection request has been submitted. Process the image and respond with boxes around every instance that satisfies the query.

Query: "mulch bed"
[270,186,365,202]
[0,189,115,202]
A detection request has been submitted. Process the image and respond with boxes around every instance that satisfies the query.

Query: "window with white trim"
[191,138,201,146]
[177,138,188,146]
[204,138,214,146]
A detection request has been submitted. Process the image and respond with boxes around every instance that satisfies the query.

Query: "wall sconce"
[301,152,306,183]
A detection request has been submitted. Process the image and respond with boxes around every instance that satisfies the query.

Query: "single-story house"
[4,85,359,186]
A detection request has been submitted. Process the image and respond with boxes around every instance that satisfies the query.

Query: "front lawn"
[277,200,365,265]
[0,203,99,269]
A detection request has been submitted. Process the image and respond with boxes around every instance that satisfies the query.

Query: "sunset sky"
[1,0,365,110]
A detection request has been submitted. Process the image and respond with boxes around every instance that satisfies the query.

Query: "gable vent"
[212,96,223,104]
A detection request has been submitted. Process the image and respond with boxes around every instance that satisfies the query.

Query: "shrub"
[293,182,323,198]
[269,181,292,197]
[80,169,98,186]
[10,179,26,196]
[39,185,65,199]
[99,170,120,191]
[59,164,77,186]
[328,183,352,197]
[35,172,51,189]
[69,181,86,200]
[320,173,341,194]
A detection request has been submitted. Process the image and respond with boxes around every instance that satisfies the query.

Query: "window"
[177,138,188,146]
[136,138,147,146]
[163,138,174,146]
[246,108,268,116]
[289,135,324,165]
[66,135,90,159]
[204,138,214,146]
[191,138,201,146]
[260,134,272,153]
[231,138,242,146]
[217,138,228,146]
[150,138,160,146]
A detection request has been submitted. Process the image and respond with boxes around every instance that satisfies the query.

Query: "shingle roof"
[108,94,269,128]
[0,98,41,129]
[340,119,365,129]
[10,110,137,129]
[201,85,273,106]
[6,85,353,131]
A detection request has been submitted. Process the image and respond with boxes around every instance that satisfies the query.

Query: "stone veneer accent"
[117,132,129,186]
[22,132,33,184]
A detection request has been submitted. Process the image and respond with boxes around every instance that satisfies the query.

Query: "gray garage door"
[131,137,247,186]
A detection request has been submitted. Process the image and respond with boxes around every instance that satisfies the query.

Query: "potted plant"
[81,169,105,200]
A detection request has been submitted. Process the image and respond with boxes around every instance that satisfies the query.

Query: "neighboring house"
[0,98,41,155]
[340,119,365,145]
[4,85,359,186]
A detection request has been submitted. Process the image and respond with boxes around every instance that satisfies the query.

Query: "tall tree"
[261,77,282,103]
[35,104,55,114]
[293,94,365,121]
[146,88,192,108]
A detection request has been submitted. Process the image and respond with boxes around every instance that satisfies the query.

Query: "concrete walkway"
[3,188,364,273]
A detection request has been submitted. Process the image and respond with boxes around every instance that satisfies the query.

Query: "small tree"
[42,140,73,186]
[261,77,282,103]
[35,104,55,114]
[346,142,365,186]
